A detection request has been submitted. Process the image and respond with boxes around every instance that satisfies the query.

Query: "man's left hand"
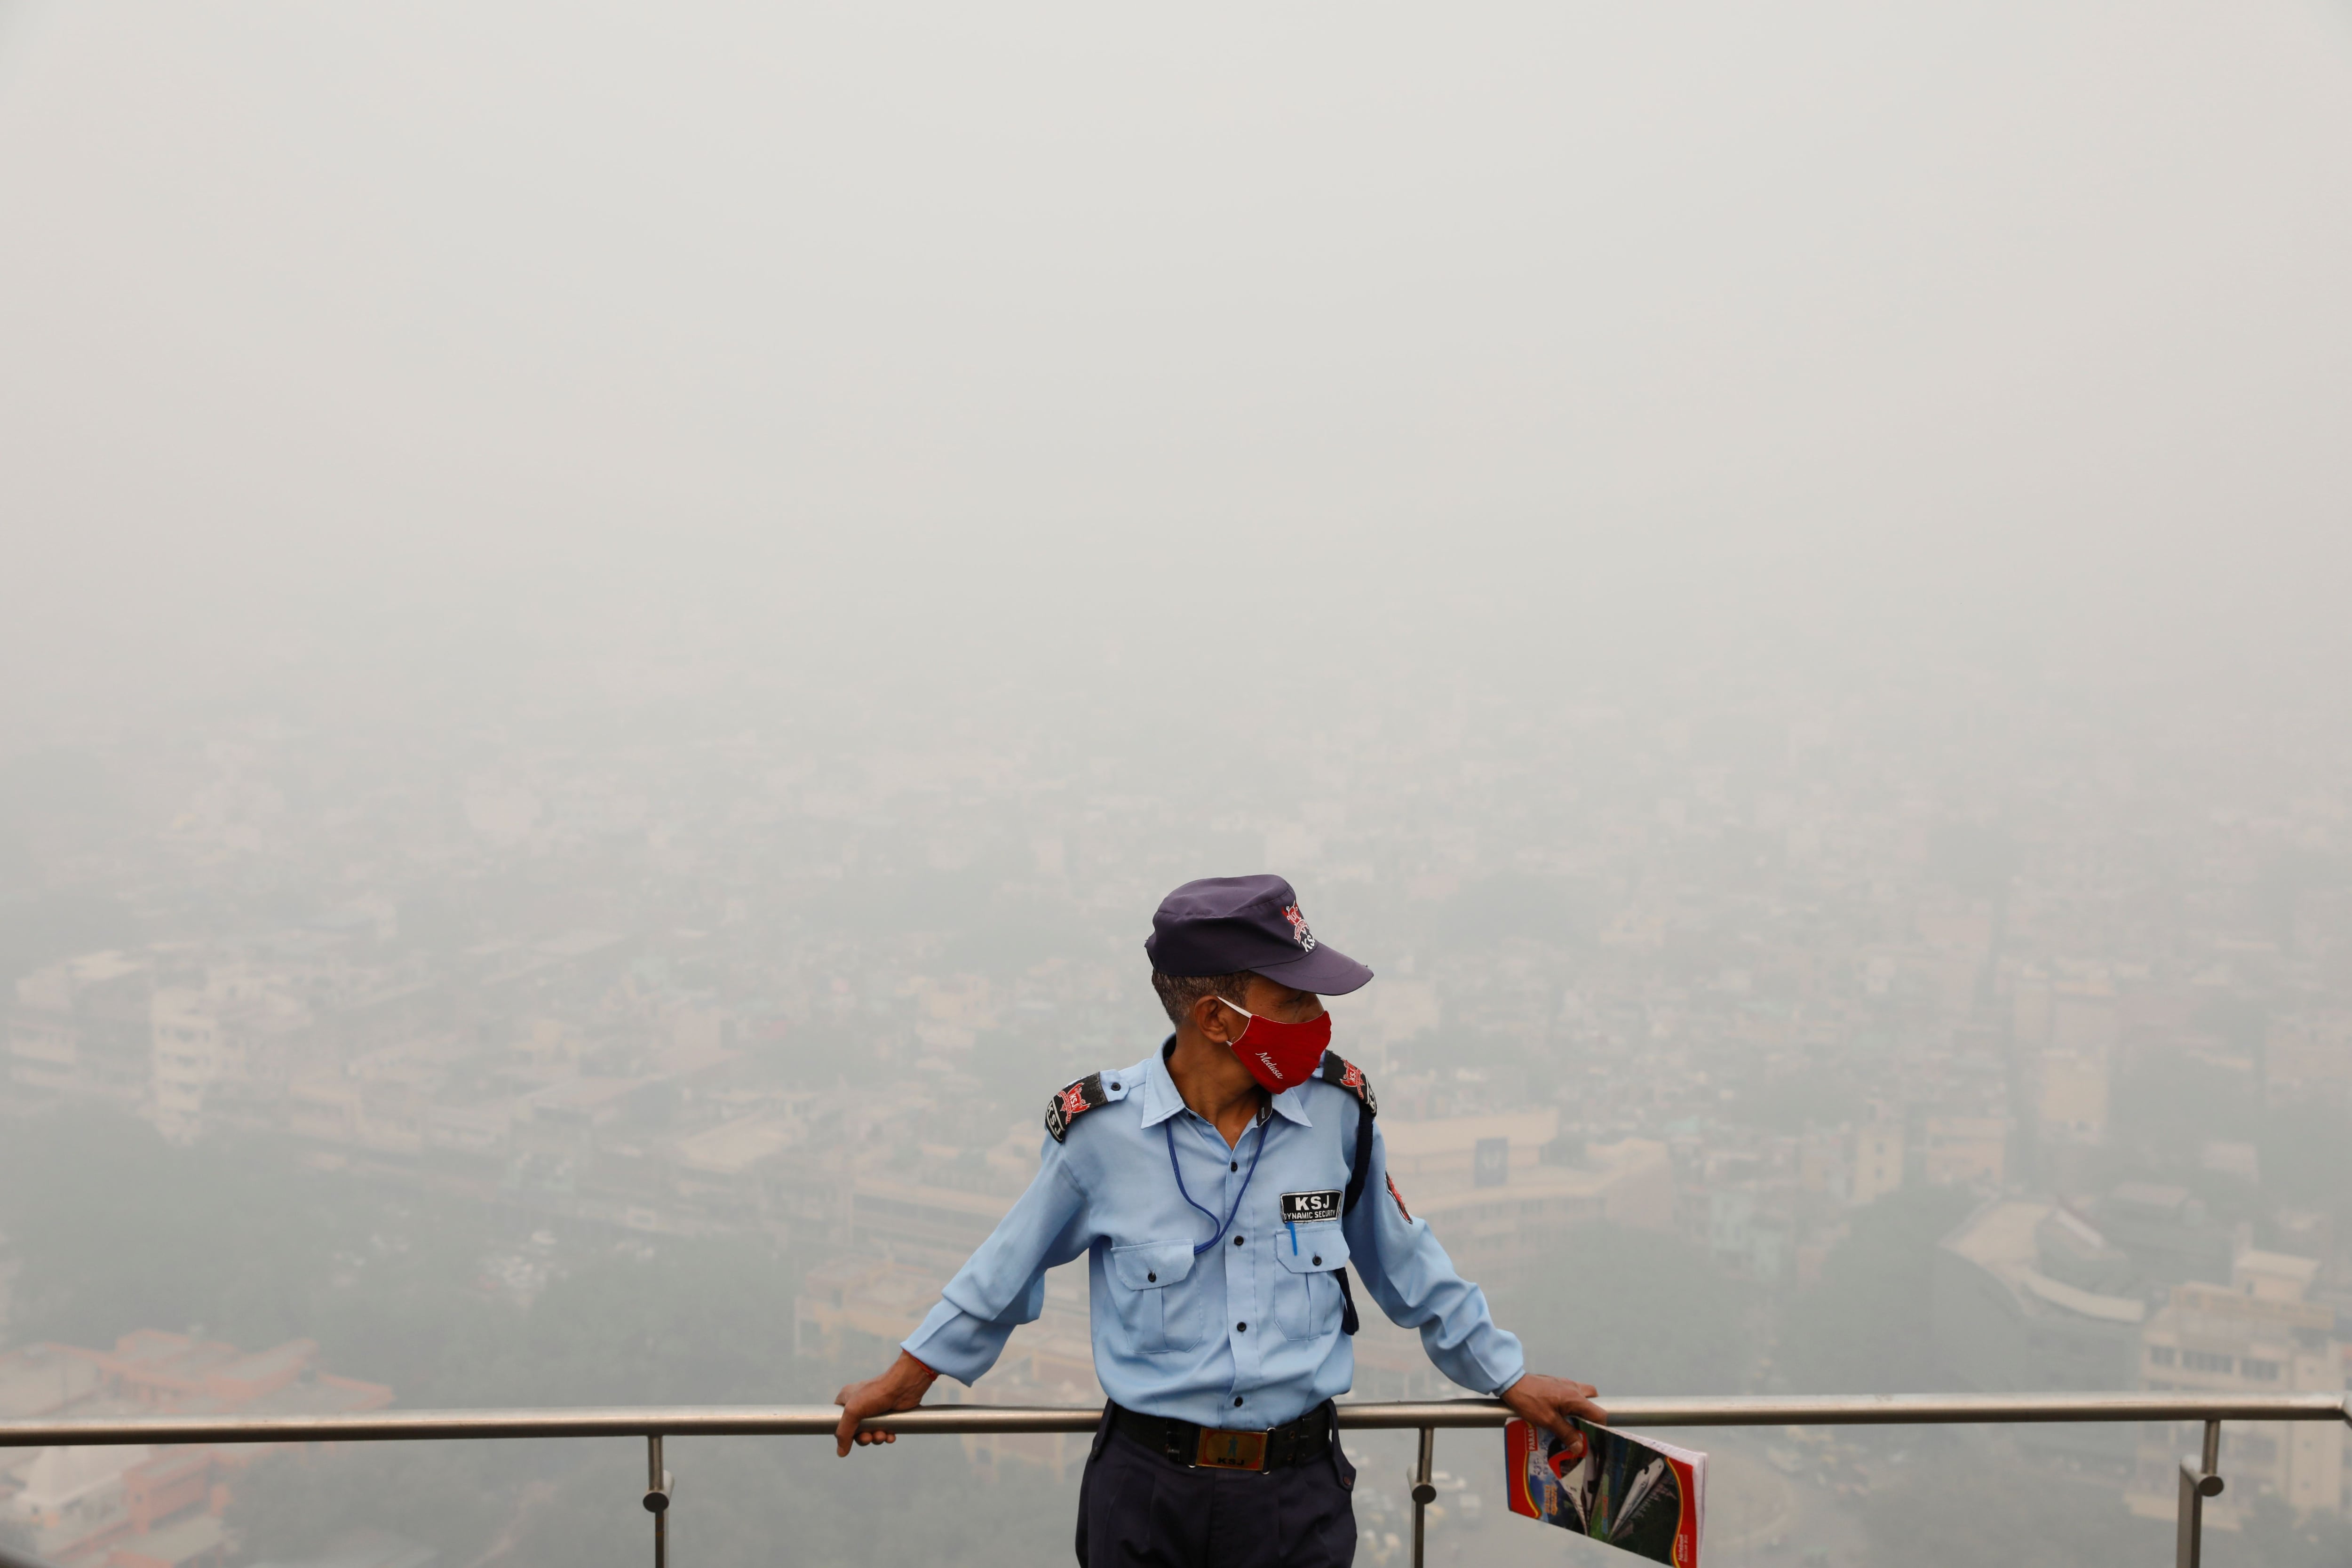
[1500,1372,1608,1445]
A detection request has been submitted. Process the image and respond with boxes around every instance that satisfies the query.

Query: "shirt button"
[1147,1272,1156,1282]
[1312,1256,1322,1266]
[1230,1161,1238,1171]
[1234,1396,1244,1408]
[1237,1321,1248,1332]
[1233,1235,1245,1246]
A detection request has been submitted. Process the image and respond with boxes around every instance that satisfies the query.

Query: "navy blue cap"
[1144,875,1374,995]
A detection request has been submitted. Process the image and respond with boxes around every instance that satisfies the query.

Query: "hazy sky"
[4,0,2349,728]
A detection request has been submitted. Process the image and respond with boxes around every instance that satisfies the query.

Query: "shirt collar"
[1138,1036,1315,1129]
[1137,1041,1186,1127]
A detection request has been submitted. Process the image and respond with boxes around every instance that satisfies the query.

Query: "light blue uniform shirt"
[902,1041,1527,1429]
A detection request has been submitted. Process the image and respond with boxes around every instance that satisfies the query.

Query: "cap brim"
[1251,944,1375,997]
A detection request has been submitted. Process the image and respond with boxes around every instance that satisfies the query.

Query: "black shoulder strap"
[1334,1266,1360,1337]
[1320,1053,1378,1217]
[1319,1052,1378,1336]
[1343,1098,1375,1219]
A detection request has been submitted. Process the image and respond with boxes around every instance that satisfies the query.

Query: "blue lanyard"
[1166,1109,1272,1256]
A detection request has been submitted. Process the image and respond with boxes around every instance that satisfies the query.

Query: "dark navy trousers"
[1074,1407,1357,1567]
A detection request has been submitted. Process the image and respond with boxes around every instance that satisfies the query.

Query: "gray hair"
[1151,970,1256,1027]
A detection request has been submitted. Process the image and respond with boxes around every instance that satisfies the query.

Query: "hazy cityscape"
[5,1,2352,1567]
[3,626,2347,1568]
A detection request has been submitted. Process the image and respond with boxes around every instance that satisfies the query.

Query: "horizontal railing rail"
[2,1390,2342,1446]
[3,1394,2342,1568]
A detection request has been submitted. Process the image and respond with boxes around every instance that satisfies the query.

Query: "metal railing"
[2,1393,2344,1568]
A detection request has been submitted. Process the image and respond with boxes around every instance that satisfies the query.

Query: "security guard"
[833,875,1606,1566]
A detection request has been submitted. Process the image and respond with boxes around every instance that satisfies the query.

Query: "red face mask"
[1219,1000,1332,1093]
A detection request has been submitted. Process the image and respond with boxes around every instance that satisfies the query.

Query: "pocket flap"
[1274,1228,1350,1274]
[1110,1240,1198,1290]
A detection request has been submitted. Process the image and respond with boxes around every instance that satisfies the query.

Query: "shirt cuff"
[900,1299,997,1387]
[1494,1368,1528,1397]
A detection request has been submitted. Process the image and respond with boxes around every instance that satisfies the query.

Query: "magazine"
[1504,1417,1706,1568]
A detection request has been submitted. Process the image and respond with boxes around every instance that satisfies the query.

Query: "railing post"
[1409,1425,1435,1568]
[2174,1419,2222,1568]
[644,1433,672,1568]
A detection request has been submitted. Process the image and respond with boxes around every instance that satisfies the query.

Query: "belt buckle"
[1194,1426,1271,1471]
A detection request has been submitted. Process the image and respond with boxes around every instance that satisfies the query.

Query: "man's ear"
[1192,993,1237,1043]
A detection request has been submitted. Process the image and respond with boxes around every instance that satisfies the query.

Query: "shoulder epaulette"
[1318,1052,1377,1117]
[1046,1072,1110,1143]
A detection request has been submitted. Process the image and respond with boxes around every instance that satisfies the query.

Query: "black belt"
[1110,1401,1334,1472]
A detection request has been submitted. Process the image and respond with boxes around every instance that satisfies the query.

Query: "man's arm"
[1341,1112,1607,1441]
[832,1138,1088,1456]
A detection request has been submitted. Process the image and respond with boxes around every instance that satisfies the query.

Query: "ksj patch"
[1279,1189,1344,1224]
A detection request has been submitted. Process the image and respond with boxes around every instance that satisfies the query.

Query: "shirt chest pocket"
[1108,1241,1207,1356]
[1271,1227,1350,1341]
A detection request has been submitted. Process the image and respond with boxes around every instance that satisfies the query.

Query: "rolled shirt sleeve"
[901,1138,1090,1386]
[1342,1112,1528,1396]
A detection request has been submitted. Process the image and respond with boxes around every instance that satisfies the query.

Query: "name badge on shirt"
[1280,1189,1343,1224]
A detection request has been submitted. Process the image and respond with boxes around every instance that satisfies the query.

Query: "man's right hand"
[832,1351,939,1457]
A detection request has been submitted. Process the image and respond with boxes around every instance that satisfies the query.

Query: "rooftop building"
[0,1333,391,1567]
[2130,1250,2345,1522]
[1379,1114,1672,1282]
[1933,1199,2146,1458]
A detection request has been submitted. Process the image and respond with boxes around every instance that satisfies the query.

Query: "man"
[833,874,1606,1566]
